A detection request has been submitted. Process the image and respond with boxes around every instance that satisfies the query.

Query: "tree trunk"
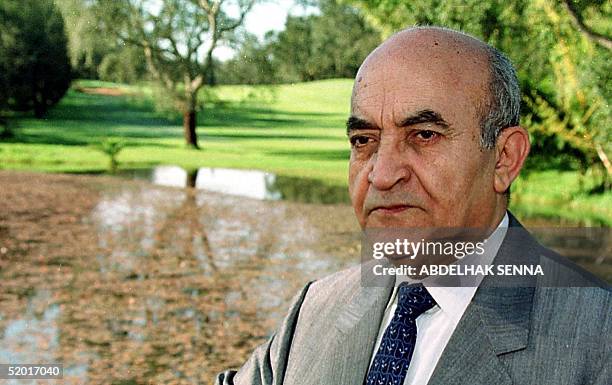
[0,118,13,139]
[186,168,199,188]
[183,110,198,148]
[207,60,216,86]
[34,97,46,118]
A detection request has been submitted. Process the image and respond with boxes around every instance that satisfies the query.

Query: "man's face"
[348,33,500,229]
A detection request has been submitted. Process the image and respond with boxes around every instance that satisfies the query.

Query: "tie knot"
[397,283,436,317]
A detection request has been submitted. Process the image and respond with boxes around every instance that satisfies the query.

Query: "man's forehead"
[369,27,490,64]
[354,30,488,89]
[355,46,487,92]
[350,34,489,123]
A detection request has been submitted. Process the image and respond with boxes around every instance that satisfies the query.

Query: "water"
[117,165,351,204]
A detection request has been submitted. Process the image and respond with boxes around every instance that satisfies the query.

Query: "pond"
[0,171,608,384]
[117,166,351,204]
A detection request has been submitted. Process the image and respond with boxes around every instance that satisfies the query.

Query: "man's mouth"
[370,204,414,215]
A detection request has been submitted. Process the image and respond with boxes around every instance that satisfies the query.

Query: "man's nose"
[367,140,411,190]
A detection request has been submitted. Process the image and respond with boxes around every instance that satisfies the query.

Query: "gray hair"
[480,47,521,149]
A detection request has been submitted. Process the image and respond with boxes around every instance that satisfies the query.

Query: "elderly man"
[216,27,610,385]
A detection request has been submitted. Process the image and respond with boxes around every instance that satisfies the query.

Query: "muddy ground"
[0,171,359,384]
[0,171,608,384]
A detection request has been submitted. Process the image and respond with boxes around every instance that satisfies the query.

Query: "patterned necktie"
[365,283,436,385]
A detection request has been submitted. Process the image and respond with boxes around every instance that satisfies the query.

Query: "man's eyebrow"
[346,116,378,135]
[399,109,450,129]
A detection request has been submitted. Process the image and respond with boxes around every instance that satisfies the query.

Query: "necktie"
[365,283,436,385]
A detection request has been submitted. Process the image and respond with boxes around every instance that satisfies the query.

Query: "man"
[216,27,610,385]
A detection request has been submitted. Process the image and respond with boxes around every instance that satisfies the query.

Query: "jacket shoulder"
[302,264,363,309]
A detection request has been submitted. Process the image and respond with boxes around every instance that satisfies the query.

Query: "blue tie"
[365,283,436,385]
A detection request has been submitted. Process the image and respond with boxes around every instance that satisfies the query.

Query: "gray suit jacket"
[216,215,611,384]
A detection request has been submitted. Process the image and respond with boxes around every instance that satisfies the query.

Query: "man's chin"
[365,209,432,228]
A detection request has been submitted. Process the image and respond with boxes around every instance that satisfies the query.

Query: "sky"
[245,0,297,39]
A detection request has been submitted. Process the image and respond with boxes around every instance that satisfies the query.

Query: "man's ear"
[494,126,530,194]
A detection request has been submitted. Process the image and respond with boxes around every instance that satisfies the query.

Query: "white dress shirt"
[368,213,509,385]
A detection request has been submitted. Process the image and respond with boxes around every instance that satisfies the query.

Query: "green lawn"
[1,79,610,225]
[1,79,352,183]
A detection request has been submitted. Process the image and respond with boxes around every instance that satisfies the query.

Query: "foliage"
[92,0,257,148]
[0,0,72,119]
[216,32,278,84]
[345,0,611,190]
[92,138,127,173]
[56,0,149,82]
[55,0,110,79]
[97,46,148,84]
[276,0,381,82]
[217,0,381,84]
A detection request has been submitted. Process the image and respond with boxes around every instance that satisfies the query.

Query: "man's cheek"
[349,164,368,218]
[349,173,365,205]
[348,159,367,185]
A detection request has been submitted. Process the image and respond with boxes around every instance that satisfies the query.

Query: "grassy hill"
[1,79,609,225]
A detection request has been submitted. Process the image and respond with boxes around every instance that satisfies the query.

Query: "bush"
[0,0,72,118]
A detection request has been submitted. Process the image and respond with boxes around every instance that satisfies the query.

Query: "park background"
[0,0,610,384]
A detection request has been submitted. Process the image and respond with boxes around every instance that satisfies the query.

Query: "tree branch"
[595,143,612,175]
[219,0,256,32]
[198,0,212,12]
[191,74,204,91]
[143,43,176,93]
[562,0,611,50]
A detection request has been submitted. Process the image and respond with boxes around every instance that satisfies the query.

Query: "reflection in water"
[530,227,611,271]
[272,175,351,204]
[0,290,59,364]
[0,175,357,383]
[152,165,188,188]
[196,168,281,200]
[120,165,350,203]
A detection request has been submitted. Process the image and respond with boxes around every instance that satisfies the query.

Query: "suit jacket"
[216,214,611,385]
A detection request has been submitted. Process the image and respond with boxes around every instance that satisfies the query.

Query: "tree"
[216,32,278,84]
[95,0,257,149]
[0,0,72,119]
[56,0,108,79]
[97,45,148,84]
[0,21,10,136]
[57,0,149,82]
[217,0,380,85]
[270,0,381,82]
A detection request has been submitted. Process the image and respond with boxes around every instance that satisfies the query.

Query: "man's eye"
[416,130,439,141]
[350,136,372,147]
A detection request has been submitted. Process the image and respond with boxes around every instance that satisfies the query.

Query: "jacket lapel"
[298,270,395,385]
[429,213,537,385]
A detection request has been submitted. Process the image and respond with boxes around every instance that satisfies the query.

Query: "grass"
[510,170,611,226]
[1,79,610,225]
[1,79,352,183]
